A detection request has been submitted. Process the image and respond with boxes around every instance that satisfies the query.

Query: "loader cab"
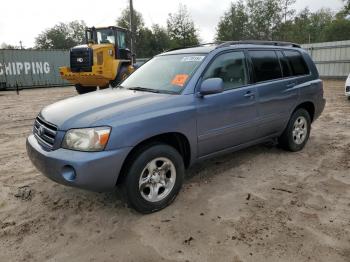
[86,26,131,60]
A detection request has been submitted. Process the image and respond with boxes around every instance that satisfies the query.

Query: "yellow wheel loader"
[60,26,134,94]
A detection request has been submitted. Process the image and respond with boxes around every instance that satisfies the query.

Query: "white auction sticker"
[181,56,205,62]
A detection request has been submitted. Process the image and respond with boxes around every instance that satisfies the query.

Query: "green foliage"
[136,25,171,57]
[167,4,200,48]
[323,18,350,41]
[35,20,86,49]
[216,0,284,41]
[116,7,171,57]
[1,43,19,49]
[216,0,350,44]
[216,1,249,41]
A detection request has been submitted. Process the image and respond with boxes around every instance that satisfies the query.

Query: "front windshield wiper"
[127,87,161,93]
[127,86,179,95]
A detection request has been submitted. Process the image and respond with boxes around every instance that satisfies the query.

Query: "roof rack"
[215,40,301,49]
[165,42,222,53]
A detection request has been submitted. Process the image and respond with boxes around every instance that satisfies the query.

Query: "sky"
[0,0,345,48]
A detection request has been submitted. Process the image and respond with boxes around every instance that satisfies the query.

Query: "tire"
[278,108,311,152]
[347,96,350,101]
[110,66,129,87]
[120,144,185,213]
[75,84,97,94]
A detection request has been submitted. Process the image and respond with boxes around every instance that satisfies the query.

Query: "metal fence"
[0,49,70,89]
[302,40,350,79]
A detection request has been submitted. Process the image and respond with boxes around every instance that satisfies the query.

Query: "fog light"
[61,165,76,182]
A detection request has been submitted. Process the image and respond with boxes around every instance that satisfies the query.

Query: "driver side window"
[203,51,248,90]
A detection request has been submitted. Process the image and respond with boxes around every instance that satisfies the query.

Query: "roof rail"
[165,42,222,53]
[215,40,301,49]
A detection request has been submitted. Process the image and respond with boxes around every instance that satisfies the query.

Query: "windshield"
[96,29,115,45]
[122,54,206,94]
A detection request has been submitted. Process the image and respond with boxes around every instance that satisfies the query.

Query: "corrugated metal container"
[0,49,70,89]
[302,40,350,79]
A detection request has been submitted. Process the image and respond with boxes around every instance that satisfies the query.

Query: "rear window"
[283,50,309,76]
[249,50,282,83]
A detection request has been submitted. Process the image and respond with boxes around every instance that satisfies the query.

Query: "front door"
[196,51,259,157]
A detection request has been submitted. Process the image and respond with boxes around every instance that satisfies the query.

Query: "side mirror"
[199,78,224,96]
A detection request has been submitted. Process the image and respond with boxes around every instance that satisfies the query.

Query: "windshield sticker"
[171,74,189,87]
[181,56,205,62]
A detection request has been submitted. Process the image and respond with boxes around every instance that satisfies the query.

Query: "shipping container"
[0,49,70,89]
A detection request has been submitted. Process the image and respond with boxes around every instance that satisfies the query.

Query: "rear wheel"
[279,108,311,152]
[120,144,184,213]
[75,85,97,94]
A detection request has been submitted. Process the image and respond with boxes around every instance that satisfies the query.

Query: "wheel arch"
[293,101,315,122]
[116,132,191,186]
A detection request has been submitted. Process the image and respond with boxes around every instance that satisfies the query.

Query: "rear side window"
[283,50,309,76]
[249,50,282,82]
[277,51,292,78]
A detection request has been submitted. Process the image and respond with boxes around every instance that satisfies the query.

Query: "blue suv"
[27,41,326,213]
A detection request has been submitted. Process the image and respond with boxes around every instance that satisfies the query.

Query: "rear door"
[247,49,299,137]
[196,51,259,157]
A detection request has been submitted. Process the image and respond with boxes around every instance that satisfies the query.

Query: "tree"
[216,0,350,44]
[116,7,144,34]
[167,4,199,48]
[280,0,296,23]
[323,18,350,41]
[134,25,171,58]
[148,25,171,55]
[216,0,287,41]
[216,1,249,41]
[116,7,145,56]
[308,9,333,42]
[245,0,283,40]
[35,20,86,49]
[116,9,171,57]
[0,43,19,49]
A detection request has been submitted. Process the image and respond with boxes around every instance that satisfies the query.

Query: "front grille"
[70,47,93,72]
[346,86,350,93]
[33,116,57,150]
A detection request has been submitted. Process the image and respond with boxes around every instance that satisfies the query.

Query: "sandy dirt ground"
[0,81,349,262]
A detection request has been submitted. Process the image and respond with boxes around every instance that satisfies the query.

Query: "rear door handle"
[244,91,255,98]
[286,82,297,88]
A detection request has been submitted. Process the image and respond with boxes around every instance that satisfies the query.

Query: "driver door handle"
[244,91,255,99]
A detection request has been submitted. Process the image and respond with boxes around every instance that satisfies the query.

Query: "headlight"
[62,127,111,152]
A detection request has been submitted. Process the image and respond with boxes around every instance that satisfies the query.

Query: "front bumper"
[59,66,113,87]
[26,134,132,192]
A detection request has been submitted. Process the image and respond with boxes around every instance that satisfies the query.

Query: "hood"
[41,89,177,130]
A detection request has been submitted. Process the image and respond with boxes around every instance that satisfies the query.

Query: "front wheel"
[75,85,97,94]
[120,144,185,213]
[110,66,129,87]
[278,108,311,152]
